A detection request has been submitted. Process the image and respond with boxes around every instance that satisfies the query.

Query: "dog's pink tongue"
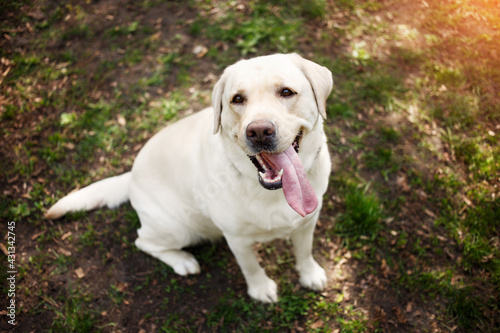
[265,146,318,217]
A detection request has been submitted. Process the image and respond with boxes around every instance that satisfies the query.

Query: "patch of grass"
[430,63,465,88]
[358,71,405,108]
[135,51,191,89]
[1,103,16,120]
[109,284,127,305]
[61,23,94,41]
[333,182,384,248]
[0,1,29,25]
[379,126,401,143]
[206,283,322,331]
[336,305,370,333]
[79,224,98,248]
[106,21,142,38]
[48,285,98,333]
[40,132,66,163]
[320,53,407,118]
[5,54,43,83]
[401,268,488,330]
[454,135,499,181]
[50,251,74,276]
[259,0,327,20]
[459,198,499,281]
[48,99,130,165]
[390,46,424,68]
[327,102,355,119]
[136,91,188,131]
[123,48,143,65]
[310,297,369,332]
[431,167,499,286]
[158,313,195,333]
[363,147,392,170]
[429,91,480,129]
[194,2,303,57]
[9,201,32,219]
[124,208,141,231]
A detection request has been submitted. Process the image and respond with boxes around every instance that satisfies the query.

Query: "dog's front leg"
[291,220,327,291]
[225,235,278,303]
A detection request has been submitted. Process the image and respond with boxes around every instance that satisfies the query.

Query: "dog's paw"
[172,257,201,276]
[297,260,327,291]
[159,250,201,276]
[248,277,278,303]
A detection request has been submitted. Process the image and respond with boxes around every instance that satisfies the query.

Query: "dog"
[46,53,333,303]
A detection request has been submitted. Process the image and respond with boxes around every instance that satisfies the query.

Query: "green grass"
[400,267,490,330]
[106,21,143,38]
[206,284,318,331]
[109,284,127,305]
[333,181,384,248]
[47,284,99,332]
[61,23,94,41]
[438,195,500,285]
[192,1,305,58]
[78,224,98,248]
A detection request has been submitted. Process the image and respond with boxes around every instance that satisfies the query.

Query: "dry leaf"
[192,45,208,58]
[424,208,437,219]
[117,114,126,126]
[58,248,71,256]
[406,302,413,312]
[310,320,324,329]
[393,307,407,324]
[397,174,411,192]
[75,267,85,279]
[61,231,72,240]
[0,243,9,256]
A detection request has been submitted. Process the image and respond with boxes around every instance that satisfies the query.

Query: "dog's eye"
[231,95,245,104]
[280,88,295,97]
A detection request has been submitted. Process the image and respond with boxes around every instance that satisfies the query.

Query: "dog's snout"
[246,120,276,149]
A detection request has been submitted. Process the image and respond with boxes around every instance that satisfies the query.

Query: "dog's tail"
[45,172,132,220]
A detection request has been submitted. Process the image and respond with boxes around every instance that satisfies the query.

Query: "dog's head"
[211,53,333,216]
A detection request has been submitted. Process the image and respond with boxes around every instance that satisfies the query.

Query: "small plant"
[61,24,93,41]
[9,202,31,218]
[79,224,97,247]
[107,21,141,37]
[109,284,127,304]
[379,126,401,143]
[206,285,321,331]
[334,182,384,247]
[48,286,98,333]
[50,251,74,276]
[363,147,392,170]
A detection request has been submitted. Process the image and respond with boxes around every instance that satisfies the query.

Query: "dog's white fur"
[46,53,333,303]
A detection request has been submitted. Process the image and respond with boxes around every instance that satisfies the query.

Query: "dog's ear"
[292,54,333,119]
[212,73,226,134]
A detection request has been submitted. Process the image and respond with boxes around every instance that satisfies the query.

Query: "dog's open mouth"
[247,131,318,217]
[249,132,302,190]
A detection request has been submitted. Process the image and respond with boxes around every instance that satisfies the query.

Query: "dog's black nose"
[246,120,276,149]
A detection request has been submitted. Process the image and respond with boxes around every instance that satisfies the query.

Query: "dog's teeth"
[259,169,284,184]
[256,155,267,171]
[273,171,283,183]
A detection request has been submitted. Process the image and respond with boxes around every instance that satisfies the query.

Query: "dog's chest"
[209,186,309,241]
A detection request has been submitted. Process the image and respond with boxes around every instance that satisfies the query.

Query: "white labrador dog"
[46,53,333,303]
